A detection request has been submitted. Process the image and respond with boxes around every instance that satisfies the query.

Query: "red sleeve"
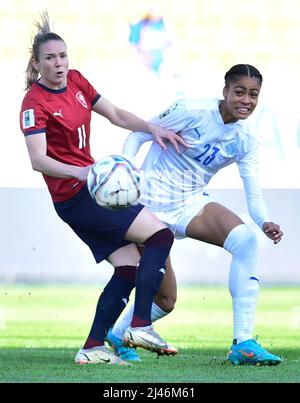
[20,95,48,136]
[68,70,100,106]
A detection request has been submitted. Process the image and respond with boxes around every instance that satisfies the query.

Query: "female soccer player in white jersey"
[20,12,188,365]
[109,64,284,365]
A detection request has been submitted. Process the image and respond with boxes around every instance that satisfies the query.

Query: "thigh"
[107,243,141,267]
[124,206,167,244]
[55,185,144,244]
[186,202,244,247]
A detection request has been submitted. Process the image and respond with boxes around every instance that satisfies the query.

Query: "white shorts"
[151,192,214,239]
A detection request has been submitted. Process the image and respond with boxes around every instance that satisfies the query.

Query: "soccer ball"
[87,154,141,209]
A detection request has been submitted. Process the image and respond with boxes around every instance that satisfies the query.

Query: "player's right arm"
[25,133,90,181]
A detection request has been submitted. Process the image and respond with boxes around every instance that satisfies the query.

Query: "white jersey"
[123,98,269,228]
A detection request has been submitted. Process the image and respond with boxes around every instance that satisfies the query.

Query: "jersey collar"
[35,81,67,94]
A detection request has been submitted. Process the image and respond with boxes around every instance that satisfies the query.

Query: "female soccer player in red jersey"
[20,12,186,365]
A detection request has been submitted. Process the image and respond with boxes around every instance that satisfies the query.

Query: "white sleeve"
[242,176,270,229]
[237,138,260,178]
[122,98,197,158]
[122,131,153,158]
[150,98,201,131]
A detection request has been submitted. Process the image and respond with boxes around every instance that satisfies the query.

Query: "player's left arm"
[238,136,283,244]
[92,96,188,152]
[242,176,283,244]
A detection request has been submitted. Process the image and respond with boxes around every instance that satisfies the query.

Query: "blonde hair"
[25,11,65,90]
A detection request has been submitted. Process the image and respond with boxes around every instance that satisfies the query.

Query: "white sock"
[111,303,134,340]
[150,302,169,322]
[111,302,168,340]
[224,224,260,345]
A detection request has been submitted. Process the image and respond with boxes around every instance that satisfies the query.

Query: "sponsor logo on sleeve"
[159,102,179,119]
[23,109,35,129]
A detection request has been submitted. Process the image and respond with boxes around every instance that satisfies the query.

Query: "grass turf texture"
[0,285,299,383]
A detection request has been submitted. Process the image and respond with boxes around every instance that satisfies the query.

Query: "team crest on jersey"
[22,109,35,129]
[76,91,88,109]
[225,142,239,156]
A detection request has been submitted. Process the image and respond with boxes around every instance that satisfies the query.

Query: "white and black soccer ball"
[87,155,141,209]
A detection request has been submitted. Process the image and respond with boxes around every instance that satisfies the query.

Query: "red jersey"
[20,69,101,202]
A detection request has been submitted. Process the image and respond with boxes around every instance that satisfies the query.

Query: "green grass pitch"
[0,285,299,383]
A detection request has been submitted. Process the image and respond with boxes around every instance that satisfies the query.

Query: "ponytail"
[25,60,39,91]
[25,11,65,90]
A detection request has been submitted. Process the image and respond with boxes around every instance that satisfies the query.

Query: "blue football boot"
[106,328,141,362]
[227,338,282,366]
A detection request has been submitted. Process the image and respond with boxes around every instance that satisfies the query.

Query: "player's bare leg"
[185,202,243,246]
[185,202,281,365]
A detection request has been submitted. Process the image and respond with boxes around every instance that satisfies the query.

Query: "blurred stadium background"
[1,0,299,284]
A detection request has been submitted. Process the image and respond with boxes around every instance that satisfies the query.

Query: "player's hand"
[149,124,189,153]
[262,222,283,244]
[75,165,93,181]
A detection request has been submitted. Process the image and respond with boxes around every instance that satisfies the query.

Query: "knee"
[240,228,259,257]
[144,228,174,250]
[224,224,259,258]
